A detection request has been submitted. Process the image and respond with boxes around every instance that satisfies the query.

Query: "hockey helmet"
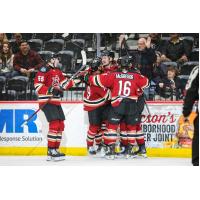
[118,55,133,68]
[90,57,102,72]
[101,50,112,57]
[45,53,58,63]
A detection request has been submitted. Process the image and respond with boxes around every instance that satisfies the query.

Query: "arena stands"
[0,33,199,101]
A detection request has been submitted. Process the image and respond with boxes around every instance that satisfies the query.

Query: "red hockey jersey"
[88,70,149,107]
[34,66,75,105]
[101,64,119,74]
[83,84,110,111]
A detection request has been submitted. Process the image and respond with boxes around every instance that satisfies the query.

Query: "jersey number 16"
[118,80,131,96]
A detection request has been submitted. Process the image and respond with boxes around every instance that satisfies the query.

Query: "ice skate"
[133,144,147,158]
[115,144,127,158]
[47,148,64,161]
[87,146,96,155]
[55,149,66,160]
[95,143,105,157]
[105,144,115,160]
[125,144,137,159]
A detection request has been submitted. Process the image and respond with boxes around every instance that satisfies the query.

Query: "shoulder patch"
[39,66,50,73]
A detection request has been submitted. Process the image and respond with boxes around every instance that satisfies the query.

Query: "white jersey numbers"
[118,80,131,96]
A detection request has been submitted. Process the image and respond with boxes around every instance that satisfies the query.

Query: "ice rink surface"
[0,156,191,166]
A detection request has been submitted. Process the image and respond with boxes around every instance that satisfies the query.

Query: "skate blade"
[105,155,115,160]
[125,155,137,159]
[136,154,148,158]
[46,156,65,162]
[115,154,125,159]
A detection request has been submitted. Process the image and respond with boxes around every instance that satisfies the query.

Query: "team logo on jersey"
[52,75,60,87]
[40,66,47,72]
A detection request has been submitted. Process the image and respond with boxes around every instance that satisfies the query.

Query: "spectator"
[155,66,183,101]
[13,40,44,77]
[161,33,191,63]
[133,37,157,80]
[130,37,156,99]
[0,41,17,78]
[12,33,23,54]
[149,33,165,53]
[0,33,8,48]
[152,51,165,84]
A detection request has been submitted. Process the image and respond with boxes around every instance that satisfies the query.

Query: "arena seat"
[28,39,43,52]
[21,33,33,40]
[57,50,75,73]
[160,61,178,75]
[6,76,29,100]
[44,39,65,53]
[0,76,6,99]
[190,48,199,61]
[73,33,94,47]
[6,33,13,40]
[178,75,189,89]
[34,33,54,41]
[38,51,55,62]
[180,61,199,75]
[65,39,85,59]
[126,39,138,50]
[139,33,149,38]
[182,36,194,50]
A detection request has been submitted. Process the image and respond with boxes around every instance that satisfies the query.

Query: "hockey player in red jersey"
[34,54,80,161]
[94,50,119,150]
[117,63,148,158]
[85,55,149,159]
[100,50,119,74]
[83,57,111,155]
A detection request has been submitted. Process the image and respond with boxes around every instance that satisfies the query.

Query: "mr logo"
[0,109,38,133]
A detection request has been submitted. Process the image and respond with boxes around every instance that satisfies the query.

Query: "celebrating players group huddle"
[34,50,149,161]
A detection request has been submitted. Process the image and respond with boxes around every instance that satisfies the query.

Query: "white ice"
[0,156,191,166]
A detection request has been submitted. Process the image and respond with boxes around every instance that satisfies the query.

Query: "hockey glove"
[48,86,63,97]
[73,78,82,86]
[83,73,90,84]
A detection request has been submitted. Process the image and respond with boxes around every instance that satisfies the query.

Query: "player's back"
[109,70,149,107]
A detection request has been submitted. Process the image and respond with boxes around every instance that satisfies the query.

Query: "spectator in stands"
[134,37,157,80]
[152,51,165,83]
[0,41,17,78]
[13,40,44,77]
[0,33,8,48]
[129,37,156,99]
[12,33,23,54]
[149,33,165,53]
[155,66,183,101]
[160,33,191,63]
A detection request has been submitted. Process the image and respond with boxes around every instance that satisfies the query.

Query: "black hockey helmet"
[90,57,102,72]
[45,53,58,63]
[101,50,112,57]
[109,51,115,59]
[118,55,133,68]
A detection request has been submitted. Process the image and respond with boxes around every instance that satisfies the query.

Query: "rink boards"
[0,101,193,157]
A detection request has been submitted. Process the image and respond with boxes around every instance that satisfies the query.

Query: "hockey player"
[83,57,111,155]
[100,50,119,74]
[85,56,149,159]
[34,54,80,161]
[117,61,148,158]
[182,66,199,166]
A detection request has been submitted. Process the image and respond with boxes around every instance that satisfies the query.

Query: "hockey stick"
[21,98,52,127]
